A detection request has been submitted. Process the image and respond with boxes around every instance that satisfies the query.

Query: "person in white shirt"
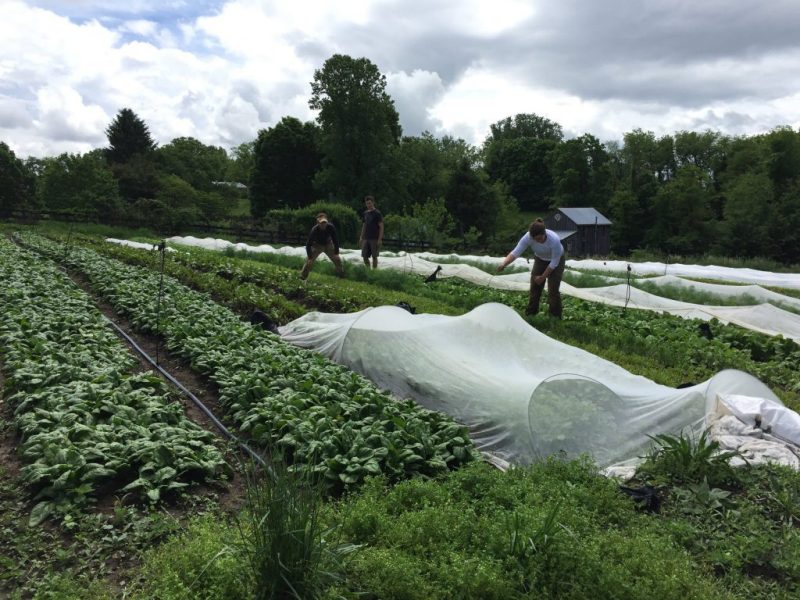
[496,218,566,317]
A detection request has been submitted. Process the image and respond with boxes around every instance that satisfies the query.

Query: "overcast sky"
[2,0,799,158]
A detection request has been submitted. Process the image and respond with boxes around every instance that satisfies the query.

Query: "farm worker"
[359,195,384,269]
[497,218,565,318]
[300,213,344,280]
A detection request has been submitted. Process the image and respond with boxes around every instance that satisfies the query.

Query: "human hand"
[496,263,505,273]
[534,275,545,285]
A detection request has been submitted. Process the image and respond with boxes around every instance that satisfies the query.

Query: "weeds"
[234,457,357,600]
[638,429,739,486]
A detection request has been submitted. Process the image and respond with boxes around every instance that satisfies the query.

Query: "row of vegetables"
[19,233,477,491]
[0,238,227,524]
[92,237,800,399]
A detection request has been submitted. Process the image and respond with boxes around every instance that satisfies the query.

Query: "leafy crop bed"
[20,233,476,490]
[0,238,227,523]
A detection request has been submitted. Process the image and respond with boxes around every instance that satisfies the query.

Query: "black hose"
[103,315,267,468]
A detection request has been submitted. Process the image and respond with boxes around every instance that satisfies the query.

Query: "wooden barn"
[544,207,612,257]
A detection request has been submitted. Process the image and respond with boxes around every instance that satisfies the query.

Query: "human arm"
[497,233,530,272]
[378,219,384,246]
[496,252,518,272]
[359,222,366,245]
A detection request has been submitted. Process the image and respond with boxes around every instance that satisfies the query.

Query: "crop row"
[0,238,227,523]
[86,236,800,399]
[20,233,477,490]
[76,236,461,319]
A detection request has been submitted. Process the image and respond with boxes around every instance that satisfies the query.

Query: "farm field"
[1,222,800,599]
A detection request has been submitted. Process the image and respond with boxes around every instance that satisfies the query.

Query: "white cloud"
[1,0,799,158]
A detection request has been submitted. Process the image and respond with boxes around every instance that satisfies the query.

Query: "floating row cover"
[279,302,781,467]
[160,236,800,342]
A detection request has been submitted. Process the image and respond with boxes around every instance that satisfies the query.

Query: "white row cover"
[159,237,800,342]
[279,303,800,469]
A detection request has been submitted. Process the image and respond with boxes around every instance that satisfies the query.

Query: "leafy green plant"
[637,429,739,486]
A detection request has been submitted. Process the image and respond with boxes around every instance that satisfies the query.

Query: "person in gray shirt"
[497,218,565,318]
[359,195,384,269]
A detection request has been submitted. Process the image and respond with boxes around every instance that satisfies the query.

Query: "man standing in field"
[359,195,384,269]
[496,218,565,318]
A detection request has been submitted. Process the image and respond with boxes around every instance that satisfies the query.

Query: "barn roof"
[557,207,612,226]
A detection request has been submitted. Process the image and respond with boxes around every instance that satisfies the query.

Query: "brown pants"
[301,241,344,279]
[528,254,566,317]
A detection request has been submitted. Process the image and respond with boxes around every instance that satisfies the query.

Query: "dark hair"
[364,195,375,203]
[529,218,546,237]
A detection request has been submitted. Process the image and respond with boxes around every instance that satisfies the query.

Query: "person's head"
[529,218,546,242]
[316,213,329,228]
[364,195,375,210]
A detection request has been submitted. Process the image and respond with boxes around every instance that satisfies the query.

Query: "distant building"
[544,207,612,257]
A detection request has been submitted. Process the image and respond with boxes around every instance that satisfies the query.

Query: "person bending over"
[301,213,344,280]
[497,218,565,318]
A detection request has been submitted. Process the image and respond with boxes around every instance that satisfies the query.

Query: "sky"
[1,0,799,158]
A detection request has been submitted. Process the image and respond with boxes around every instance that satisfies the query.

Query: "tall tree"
[0,142,34,216]
[483,113,564,212]
[250,117,322,217]
[309,54,401,206]
[105,108,157,164]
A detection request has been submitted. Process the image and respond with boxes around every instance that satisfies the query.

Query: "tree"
[607,189,644,254]
[485,113,563,144]
[645,166,715,255]
[105,108,157,164]
[766,126,800,192]
[0,142,34,216]
[484,137,557,211]
[444,159,499,237]
[718,172,772,257]
[158,137,229,191]
[549,134,612,211]
[39,150,121,220]
[250,117,322,217]
[309,54,401,206]
[226,141,256,184]
[482,114,565,212]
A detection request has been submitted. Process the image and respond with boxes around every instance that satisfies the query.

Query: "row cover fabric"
[158,237,800,342]
[279,302,800,469]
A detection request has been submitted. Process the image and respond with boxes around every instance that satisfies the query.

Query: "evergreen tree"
[105,108,157,164]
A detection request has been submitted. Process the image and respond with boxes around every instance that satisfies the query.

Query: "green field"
[1,222,799,599]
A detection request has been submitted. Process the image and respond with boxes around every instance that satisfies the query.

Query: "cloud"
[1,0,799,158]
[386,69,446,137]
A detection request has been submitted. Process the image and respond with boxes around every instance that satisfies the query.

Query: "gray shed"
[544,207,612,257]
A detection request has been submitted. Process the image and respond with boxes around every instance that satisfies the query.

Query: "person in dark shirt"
[359,195,384,269]
[300,213,344,280]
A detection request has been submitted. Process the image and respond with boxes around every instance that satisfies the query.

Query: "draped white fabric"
[280,303,800,468]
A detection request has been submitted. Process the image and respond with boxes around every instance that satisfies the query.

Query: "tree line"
[2,53,799,261]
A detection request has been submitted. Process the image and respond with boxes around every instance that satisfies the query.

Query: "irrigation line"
[103,315,267,468]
